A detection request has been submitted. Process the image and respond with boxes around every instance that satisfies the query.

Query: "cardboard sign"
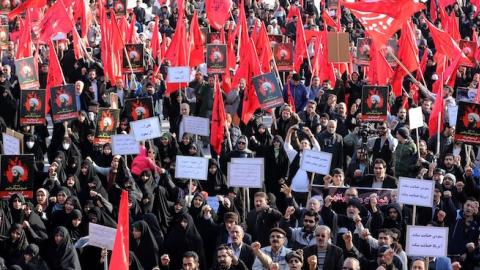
[455,101,480,144]
[398,177,434,207]
[130,117,162,141]
[207,44,227,74]
[111,134,140,155]
[456,87,477,103]
[273,43,293,71]
[252,72,284,110]
[3,133,20,155]
[231,158,265,183]
[123,44,145,73]
[15,56,39,90]
[183,116,210,136]
[228,163,263,188]
[406,226,448,257]
[50,84,78,123]
[167,66,191,83]
[459,40,477,67]
[88,223,117,250]
[300,150,332,175]
[94,108,120,144]
[174,156,209,180]
[19,89,46,126]
[361,85,389,122]
[408,107,424,129]
[124,97,154,121]
[0,155,34,199]
[327,32,350,63]
[0,25,8,49]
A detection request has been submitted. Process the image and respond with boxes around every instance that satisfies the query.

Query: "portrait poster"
[384,39,399,66]
[459,40,476,67]
[123,44,144,73]
[355,38,372,65]
[0,25,8,49]
[206,44,227,74]
[94,108,120,144]
[19,89,46,126]
[113,0,127,16]
[273,43,294,71]
[15,57,39,90]
[455,101,480,144]
[252,72,284,110]
[0,0,11,14]
[456,87,477,103]
[124,97,154,121]
[0,155,34,199]
[268,34,284,44]
[50,84,78,123]
[361,85,388,122]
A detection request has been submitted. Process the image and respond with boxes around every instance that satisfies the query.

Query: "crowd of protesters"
[2,0,480,269]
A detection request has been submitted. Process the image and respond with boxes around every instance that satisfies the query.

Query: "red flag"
[72,27,84,60]
[397,22,419,73]
[205,0,232,30]
[342,0,425,46]
[210,76,226,155]
[367,44,393,85]
[38,0,74,42]
[430,0,438,22]
[16,11,32,59]
[322,10,338,29]
[109,191,129,270]
[439,7,460,42]
[426,20,469,62]
[7,0,46,20]
[46,41,64,114]
[256,23,273,73]
[437,0,456,9]
[109,13,124,84]
[189,11,205,67]
[416,48,428,82]
[286,82,296,112]
[150,17,161,63]
[294,14,308,73]
[74,0,93,40]
[235,0,249,59]
[429,59,445,135]
[286,5,300,21]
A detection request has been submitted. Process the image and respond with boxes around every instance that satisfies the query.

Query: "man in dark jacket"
[302,225,343,270]
[316,120,344,172]
[213,245,248,270]
[353,159,398,188]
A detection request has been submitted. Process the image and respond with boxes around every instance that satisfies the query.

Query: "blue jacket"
[449,210,480,255]
[283,82,308,112]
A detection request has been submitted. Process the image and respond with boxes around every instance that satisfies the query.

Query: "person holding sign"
[284,125,320,206]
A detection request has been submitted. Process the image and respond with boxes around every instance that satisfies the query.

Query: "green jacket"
[394,140,417,177]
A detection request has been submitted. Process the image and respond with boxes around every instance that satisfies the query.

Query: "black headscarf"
[9,193,26,224]
[152,185,173,236]
[67,209,87,244]
[142,213,164,251]
[1,223,28,266]
[18,243,50,270]
[87,207,117,229]
[204,159,228,196]
[23,202,48,244]
[0,206,10,239]
[130,220,160,270]
[45,226,81,270]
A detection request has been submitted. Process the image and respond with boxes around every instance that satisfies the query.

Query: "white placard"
[167,66,191,83]
[231,158,265,182]
[408,107,424,129]
[300,150,332,175]
[183,116,210,136]
[406,226,448,257]
[398,177,434,207]
[88,223,117,250]
[448,105,458,127]
[174,156,209,180]
[262,115,273,128]
[130,117,162,141]
[126,0,136,9]
[111,134,140,155]
[228,163,262,188]
[3,133,20,155]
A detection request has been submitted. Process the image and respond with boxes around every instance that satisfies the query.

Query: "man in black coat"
[353,159,398,188]
[302,225,343,270]
[227,225,255,269]
[316,120,344,172]
[212,245,248,270]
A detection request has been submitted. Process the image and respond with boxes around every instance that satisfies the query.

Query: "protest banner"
[183,116,210,136]
[0,155,34,199]
[455,101,480,144]
[406,226,448,257]
[273,43,294,71]
[124,97,154,121]
[398,177,434,207]
[232,158,265,182]
[3,133,20,155]
[300,150,332,175]
[19,89,46,125]
[167,66,191,83]
[206,44,227,74]
[88,223,117,250]
[111,134,140,156]
[361,85,389,122]
[130,117,162,141]
[310,185,394,207]
[174,156,209,180]
[15,56,39,90]
[252,72,284,110]
[228,163,263,188]
[123,44,145,73]
[94,108,120,144]
[50,84,78,123]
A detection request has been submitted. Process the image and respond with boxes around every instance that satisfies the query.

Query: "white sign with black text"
[406,226,448,257]
[130,117,162,141]
[228,163,263,188]
[300,150,332,175]
[174,156,209,180]
[398,177,434,207]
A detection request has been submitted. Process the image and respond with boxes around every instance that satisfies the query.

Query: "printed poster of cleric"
[206,44,227,74]
[361,85,388,122]
[50,85,78,123]
[20,89,46,126]
[273,43,294,71]
[95,108,120,144]
[0,155,35,199]
[15,57,40,90]
[252,72,284,110]
[455,101,480,144]
[123,44,144,73]
[124,97,154,122]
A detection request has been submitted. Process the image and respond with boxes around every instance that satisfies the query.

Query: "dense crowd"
[1,0,480,269]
